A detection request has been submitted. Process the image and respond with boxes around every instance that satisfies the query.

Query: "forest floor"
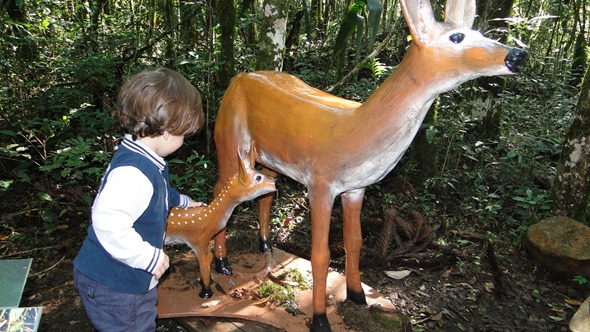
[4,174,588,332]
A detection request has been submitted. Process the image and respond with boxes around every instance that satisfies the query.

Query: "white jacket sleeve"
[91,166,164,273]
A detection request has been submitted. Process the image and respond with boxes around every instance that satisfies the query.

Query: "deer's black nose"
[505,49,528,72]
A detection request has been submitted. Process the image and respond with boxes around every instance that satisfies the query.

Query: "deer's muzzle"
[505,49,528,73]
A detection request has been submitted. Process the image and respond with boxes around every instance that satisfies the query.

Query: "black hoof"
[198,288,213,299]
[214,257,233,275]
[346,287,367,305]
[310,314,331,332]
[259,239,273,253]
[198,280,213,299]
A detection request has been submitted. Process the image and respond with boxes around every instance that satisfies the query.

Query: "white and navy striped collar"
[120,134,166,172]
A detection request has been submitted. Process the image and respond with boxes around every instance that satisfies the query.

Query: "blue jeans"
[73,269,158,332]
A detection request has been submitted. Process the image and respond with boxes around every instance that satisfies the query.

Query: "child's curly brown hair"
[115,68,204,140]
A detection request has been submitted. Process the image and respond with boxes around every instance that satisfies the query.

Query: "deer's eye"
[449,33,465,44]
[255,175,262,182]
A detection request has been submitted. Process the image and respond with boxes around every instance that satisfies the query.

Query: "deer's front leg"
[341,189,367,305]
[257,192,274,253]
[213,177,233,276]
[309,189,335,332]
[258,167,278,253]
[213,229,232,275]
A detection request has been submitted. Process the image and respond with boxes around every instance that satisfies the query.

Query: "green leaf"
[0,129,17,137]
[38,192,53,201]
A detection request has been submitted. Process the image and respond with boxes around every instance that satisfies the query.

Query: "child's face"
[158,134,184,157]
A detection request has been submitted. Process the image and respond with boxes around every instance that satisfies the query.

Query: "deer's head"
[401,0,527,89]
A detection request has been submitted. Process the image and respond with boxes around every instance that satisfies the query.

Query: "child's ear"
[162,131,170,140]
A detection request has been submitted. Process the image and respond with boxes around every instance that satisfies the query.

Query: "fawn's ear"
[400,0,444,47]
[444,0,476,28]
[237,145,255,184]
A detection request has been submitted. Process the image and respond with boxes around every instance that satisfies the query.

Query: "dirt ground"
[6,175,589,332]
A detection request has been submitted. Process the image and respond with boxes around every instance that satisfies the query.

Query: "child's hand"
[154,253,170,279]
[187,200,206,208]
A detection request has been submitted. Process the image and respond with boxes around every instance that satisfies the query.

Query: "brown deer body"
[212,0,527,330]
[164,151,275,298]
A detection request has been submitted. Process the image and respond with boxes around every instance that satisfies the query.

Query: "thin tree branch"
[327,29,397,93]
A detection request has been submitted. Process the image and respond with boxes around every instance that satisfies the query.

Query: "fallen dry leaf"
[565,298,582,306]
[384,270,412,280]
[201,299,221,308]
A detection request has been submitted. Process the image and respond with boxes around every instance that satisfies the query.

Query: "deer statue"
[164,149,276,299]
[211,0,527,330]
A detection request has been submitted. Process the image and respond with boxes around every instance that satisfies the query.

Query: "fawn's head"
[222,148,276,202]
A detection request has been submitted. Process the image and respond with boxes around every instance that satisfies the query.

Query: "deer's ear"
[444,0,476,28]
[400,0,444,47]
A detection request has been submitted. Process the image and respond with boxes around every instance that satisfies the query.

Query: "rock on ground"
[525,216,590,277]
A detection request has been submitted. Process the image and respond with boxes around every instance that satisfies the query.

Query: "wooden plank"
[176,317,284,332]
[158,248,395,331]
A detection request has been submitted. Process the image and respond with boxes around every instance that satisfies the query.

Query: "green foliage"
[257,281,296,309]
[395,72,578,244]
[280,268,312,290]
[41,137,112,184]
[0,0,227,236]
[168,150,216,203]
[573,275,588,285]
[257,269,309,316]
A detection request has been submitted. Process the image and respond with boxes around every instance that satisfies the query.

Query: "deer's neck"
[332,45,459,187]
[359,46,451,123]
[168,175,241,237]
[201,175,241,233]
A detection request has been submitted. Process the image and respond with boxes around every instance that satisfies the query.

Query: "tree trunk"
[471,0,515,140]
[163,0,178,66]
[255,0,288,71]
[4,0,38,63]
[568,0,588,88]
[552,66,590,224]
[476,0,514,42]
[216,0,236,87]
[409,100,439,189]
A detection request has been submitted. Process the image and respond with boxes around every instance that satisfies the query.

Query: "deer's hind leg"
[341,189,367,305]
